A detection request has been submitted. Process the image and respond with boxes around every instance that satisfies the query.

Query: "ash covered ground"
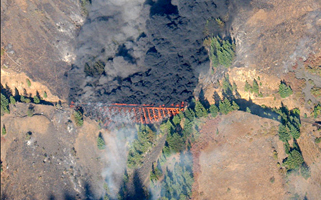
[68,0,251,105]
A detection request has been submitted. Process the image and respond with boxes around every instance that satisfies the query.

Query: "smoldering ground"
[68,0,252,106]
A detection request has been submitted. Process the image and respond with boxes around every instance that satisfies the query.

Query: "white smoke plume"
[75,0,150,78]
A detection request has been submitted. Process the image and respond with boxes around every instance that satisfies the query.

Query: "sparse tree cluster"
[209,36,235,68]
[244,79,262,96]
[275,106,309,178]
[276,106,301,142]
[159,153,194,200]
[84,60,105,77]
[127,125,157,168]
[219,98,239,115]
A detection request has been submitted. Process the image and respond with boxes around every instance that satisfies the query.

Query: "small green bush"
[313,104,321,118]
[244,80,251,92]
[1,94,10,115]
[2,125,6,136]
[246,107,251,113]
[21,96,31,103]
[251,79,259,94]
[269,176,275,183]
[279,82,293,98]
[26,79,31,87]
[43,91,47,98]
[25,131,32,140]
[315,137,321,144]
[10,96,16,105]
[33,96,40,104]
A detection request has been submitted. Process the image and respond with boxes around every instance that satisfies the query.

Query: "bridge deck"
[70,102,186,126]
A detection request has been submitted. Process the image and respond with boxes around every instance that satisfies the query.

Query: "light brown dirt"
[1,69,62,102]
[0,103,104,199]
[193,111,287,200]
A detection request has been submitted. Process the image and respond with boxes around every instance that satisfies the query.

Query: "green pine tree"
[194,101,208,118]
[278,124,291,142]
[209,104,219,117]
[1,94,10,115]
[219,98,232,115]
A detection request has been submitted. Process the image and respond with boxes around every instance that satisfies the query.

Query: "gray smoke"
[101,126,136,198]
[69,0,252,105]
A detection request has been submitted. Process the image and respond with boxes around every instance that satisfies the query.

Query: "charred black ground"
[68,0,252,105]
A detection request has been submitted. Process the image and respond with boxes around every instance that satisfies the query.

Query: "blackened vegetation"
[68,0,252,106]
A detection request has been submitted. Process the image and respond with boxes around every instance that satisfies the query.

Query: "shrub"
[21,96,31,103]
[315,137,321,144]
[313,104,321,118]
[10,96,16,105]
[2,125,6,136]
[279,82,293,98]
[43,91,47,98]
[26,78,31,87]
[246,107,251,113]
[33,96,40,104]
[215,18,224,27]
[244,80,251,92]
[25,131,32,140]
[252,79,259,94]
[269,176,275,183]
[73,110,83,127]
[311,87,321,98]
[97,133,106,150]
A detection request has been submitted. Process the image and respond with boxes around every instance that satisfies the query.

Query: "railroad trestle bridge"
[70,102,186,126]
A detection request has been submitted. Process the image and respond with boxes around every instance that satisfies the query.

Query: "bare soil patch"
[192,111,287,200]
[1,104,103,199]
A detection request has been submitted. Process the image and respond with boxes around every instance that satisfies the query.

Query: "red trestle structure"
[70,101,186,125]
